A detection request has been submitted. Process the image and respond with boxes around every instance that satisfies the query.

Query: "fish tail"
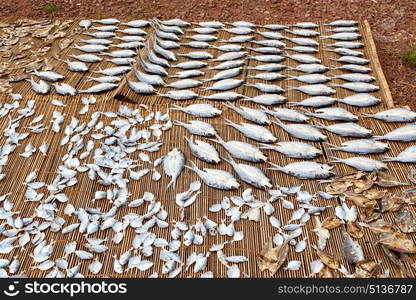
[173,120,185,127]
[258,143,275,150]
[314,122,325,129]
[166,178,176,189]
[381,156,396,162]
[360,113,373,118]
[184,160,198,172]
[223,101,236,110]
[170,104,183,111]
[286,85,296,90]
[266,162,283,172]
[223,118,236,127]
[323,142,338,148]
[328,156,343,163]
[372,135,384,141]
[272,118,284,127]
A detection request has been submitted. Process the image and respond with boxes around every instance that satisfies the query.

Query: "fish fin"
[166,178,176,189]
[323,142,339,148]
[183,136,192,144]
[272,118,284,127]
[360,113,373,118]
[184,160,198,172]
[173,120,186,127]
[170,104,183,111]
[258,143,275,150]
[328,156,343,163]
[286,85,296,90]
[372,136,383,141]
[223,101,236,110]
[223,118,236,127]
[314,122,326,129]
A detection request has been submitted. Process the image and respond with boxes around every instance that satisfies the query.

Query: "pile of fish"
[2,18,416,278]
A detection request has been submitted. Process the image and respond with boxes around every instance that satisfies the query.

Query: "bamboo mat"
[0,19,415,278]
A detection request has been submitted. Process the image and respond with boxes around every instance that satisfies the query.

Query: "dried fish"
[186,161,239,190]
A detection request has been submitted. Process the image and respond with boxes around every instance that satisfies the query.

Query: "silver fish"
[54,83,77,96]
[61,59,89,72]
[331,156,387,171]
[273,119,327,141]
[171,61,207,69]
[157,90,198,100]
[288,96,337,107]
[133,67,164,86]
[105,57,136,65]
[246,63,286,72]
[261,107,309,123]
[243,94,287,105]
[327,41,363,49]
[288,64,329,73]
[253,39,286,48]
[374,124,416,142]
[84,31,116,39]
[302,107,358,121]
[166,79,202,89]
[171,70,204,79]
[341,231,364,264]
[195,21,225,28]
[362,108,416,122]
[180,41,211,48]
[383,145,416,163]
[325,47,363,56]
[177,51,213,60]
[160,18,190,27]
[321,32,361,40]
[68,54,102,63]
[200,92,244,101]
[163,148,185,189]
[78,83,117,94]
[286,74,330,84]
[224,102,270,125]
[101,50,136,58]
[121,20,150,27]
[331,82,379,92]
[286,53,320,64]
[246,83,285,94]
[226,21,256,28]
[32,70,64,82]
[338,93,381,107]
[262,24,289,30]
[247,72,285,81]
[184,34,217,42]
[325,20,358,27]
[185,136,220,164]
[71,43,108,53]
[257,31,285,39]
[225,119,277,143]
[204,79,243,91]
[332,73,375,82]
[212,51,247,61]
[285,46,318,53]
[79,38,112,45]
[186,161,239,190]
[114,35,146,42]
[175,120,217,137]
[223,155,272,189]
[117,28,147,35]
[327,139,389,154]
[219,35,254,43]
[211,44,244,52]
[331,64,371,73]
[93,18,120,25]
[208,60,245,70]
[203,67,242,82]
[246,46,282,54]
[268,161,334,179]
[92,66,131,76]
[154,36,180,49]
[247,55,285,63]
[113,41,144,49]
[189,27,218,34]
[139,52,168,76]
[171,103,221,118]
[92,25,118,31]
[285,37,319,46]
[330,55,369,65]
[79,19,92,29]
[127,80,156,94]
[87,76,121,83]
[152,36,177,61]
[211,136,267,162]
[27,77,50,94]
[316,122,372,137]
[289,84,336,96]
[285,29,319,37]
[260,141,322,159]
[291,22,319,28]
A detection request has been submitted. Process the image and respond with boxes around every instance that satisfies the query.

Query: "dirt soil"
[1,0,415,107]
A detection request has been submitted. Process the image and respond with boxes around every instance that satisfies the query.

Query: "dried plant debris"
[257,238,289,276]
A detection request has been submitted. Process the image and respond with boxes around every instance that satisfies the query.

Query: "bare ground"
[1,0,415,107]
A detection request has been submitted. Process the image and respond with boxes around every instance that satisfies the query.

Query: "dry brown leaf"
[318,266,334,278]
[256,238,289,276]
[381,194,404,212]
[313,246,339,269]
[354,260,381,278]
[363,189,387,200]
[380,245,409,277]
[343,191,373,207]
[361,200,381,223]
[361,219,396,234]
[376,171,410,187]
[325,181,352,195]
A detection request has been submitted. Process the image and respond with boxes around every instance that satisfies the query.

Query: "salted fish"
[261,107,309,123]
[316,122,372,137]
[332,73,374,82]
[186,161,239,190]
[286,74,330,84]
[171,104,221,118]
[224,155,272,189]
[157,90,198,100]
[327,139,389,154]
[163,148,185,189]
[185,136,220,164]
[338,93,381,107]
[268,161,334,179]
[225,119,277,143]
[203,67,242,81]
[288,64,329,73]
[200,92,244,101]
[362,108,416,122]
[341,231,364,264]
[288,84,336,96]
[330,55,369,65]
[302,107,358,122]
[78,83,118,94]
[288,96,338,108]
[260,142,322,159]
[211,136,267,162]
[374,124,416,142]
[382,145,416,163]
[331,82,379,93]
[223,102,270,125]
[273,119,327,141]
[243,94,287,105]
[69,53,102,63]
[331,156,387,172]
[175,120,217,137]
[246,83,285,94]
